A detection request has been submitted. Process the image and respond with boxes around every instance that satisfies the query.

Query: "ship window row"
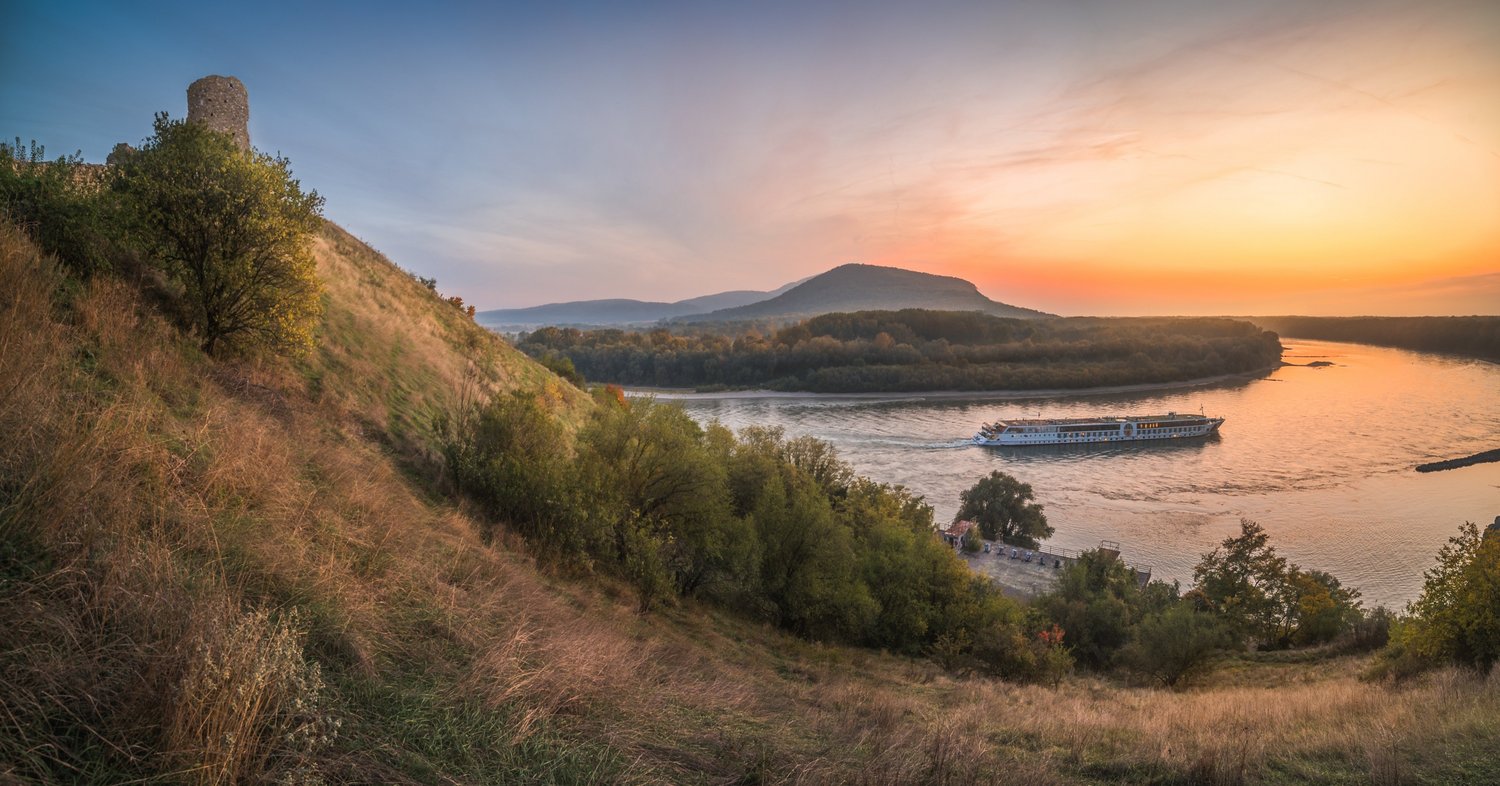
[1141,420,1208,429]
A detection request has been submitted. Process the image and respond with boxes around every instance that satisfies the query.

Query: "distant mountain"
[476,285,792,328]
[675,263,1050,323]
[477,264,1044,327]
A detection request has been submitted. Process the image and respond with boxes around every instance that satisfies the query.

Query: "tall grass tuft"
[166,605,336,786]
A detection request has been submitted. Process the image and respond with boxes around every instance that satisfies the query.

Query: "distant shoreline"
[627,365,1282,402]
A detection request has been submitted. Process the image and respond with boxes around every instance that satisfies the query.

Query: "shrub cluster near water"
[443,389,1051,675]
[446,373,1499,692]
[518,310,1285,392]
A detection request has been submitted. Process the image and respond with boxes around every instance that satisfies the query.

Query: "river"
[652,340,1500,609]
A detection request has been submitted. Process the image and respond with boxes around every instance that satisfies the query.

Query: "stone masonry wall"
[187,75,250,150]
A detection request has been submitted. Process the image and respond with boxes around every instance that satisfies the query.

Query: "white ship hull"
[973,413,1224,446]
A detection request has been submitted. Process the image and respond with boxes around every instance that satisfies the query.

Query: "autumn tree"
[1032,624,1075,688]
[1289,569,1363,647]
[118,114,323,355]
[954,470,1051,548]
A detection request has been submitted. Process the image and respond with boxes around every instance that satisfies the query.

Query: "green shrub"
[1035,549,1145,670]
[1388,522,1500,673]
[0,138,118,274]
[1118,603,1232,687]
[442,390,584,550]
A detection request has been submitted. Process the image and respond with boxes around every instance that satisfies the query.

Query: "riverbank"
[631,364,1282,401]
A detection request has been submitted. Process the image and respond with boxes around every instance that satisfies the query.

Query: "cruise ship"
[972,412,1225,446]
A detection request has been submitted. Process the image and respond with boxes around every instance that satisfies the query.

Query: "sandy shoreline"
[628,365,1282,402]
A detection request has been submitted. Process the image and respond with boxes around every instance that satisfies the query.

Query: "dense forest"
[1254,316,1500,361]
[518,310,1285,392]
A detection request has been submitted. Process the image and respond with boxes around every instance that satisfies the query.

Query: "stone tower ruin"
[186,75,250,150]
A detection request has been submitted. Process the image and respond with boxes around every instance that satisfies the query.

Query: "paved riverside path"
[958,539,1151,600]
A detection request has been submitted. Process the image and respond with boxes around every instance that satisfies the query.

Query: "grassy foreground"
[1,221,1496,784]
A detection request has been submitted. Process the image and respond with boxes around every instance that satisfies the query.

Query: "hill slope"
[678,262,1050,322]
[311,223,589,451]
[476,281,798,328]
[2,220,1495,785]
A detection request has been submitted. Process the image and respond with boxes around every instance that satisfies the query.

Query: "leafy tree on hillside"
[751,472,876,640]
[441,390,582,548]
[578,395,751,599]
[1188,519,1293,647]
[1189,520,1370,651]
[1395,521,1500,672]
[118,114,324,355]
[954,471,1051,548]
[1289,569,1363,647]
[842,478,970,652]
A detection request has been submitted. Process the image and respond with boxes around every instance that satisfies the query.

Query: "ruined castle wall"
[187,75,250,150]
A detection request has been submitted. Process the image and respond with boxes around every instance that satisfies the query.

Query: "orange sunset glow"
[850,10,1500,315]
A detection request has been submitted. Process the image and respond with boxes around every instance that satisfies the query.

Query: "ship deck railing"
[997,412,1212,427]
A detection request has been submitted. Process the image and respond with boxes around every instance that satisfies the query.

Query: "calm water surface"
[654,341,1500,608]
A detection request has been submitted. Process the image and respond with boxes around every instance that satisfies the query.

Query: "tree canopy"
[1189,519,1364,650]
[118,114,324,355]
[954,470,1052,548]
[517,312,1285,393]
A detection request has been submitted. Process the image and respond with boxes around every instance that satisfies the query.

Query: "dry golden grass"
[166,605,334,786]
[304,223,587,455]
[2,220,1495,785]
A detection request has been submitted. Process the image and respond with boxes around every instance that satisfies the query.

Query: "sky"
[2,0,1497,316]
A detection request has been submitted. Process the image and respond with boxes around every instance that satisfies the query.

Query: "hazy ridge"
[479,262,1046,328]
[675,263,1051,323]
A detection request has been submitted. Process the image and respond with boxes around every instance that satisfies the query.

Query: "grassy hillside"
[305,223,588,453]
[2,221,1497,785]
